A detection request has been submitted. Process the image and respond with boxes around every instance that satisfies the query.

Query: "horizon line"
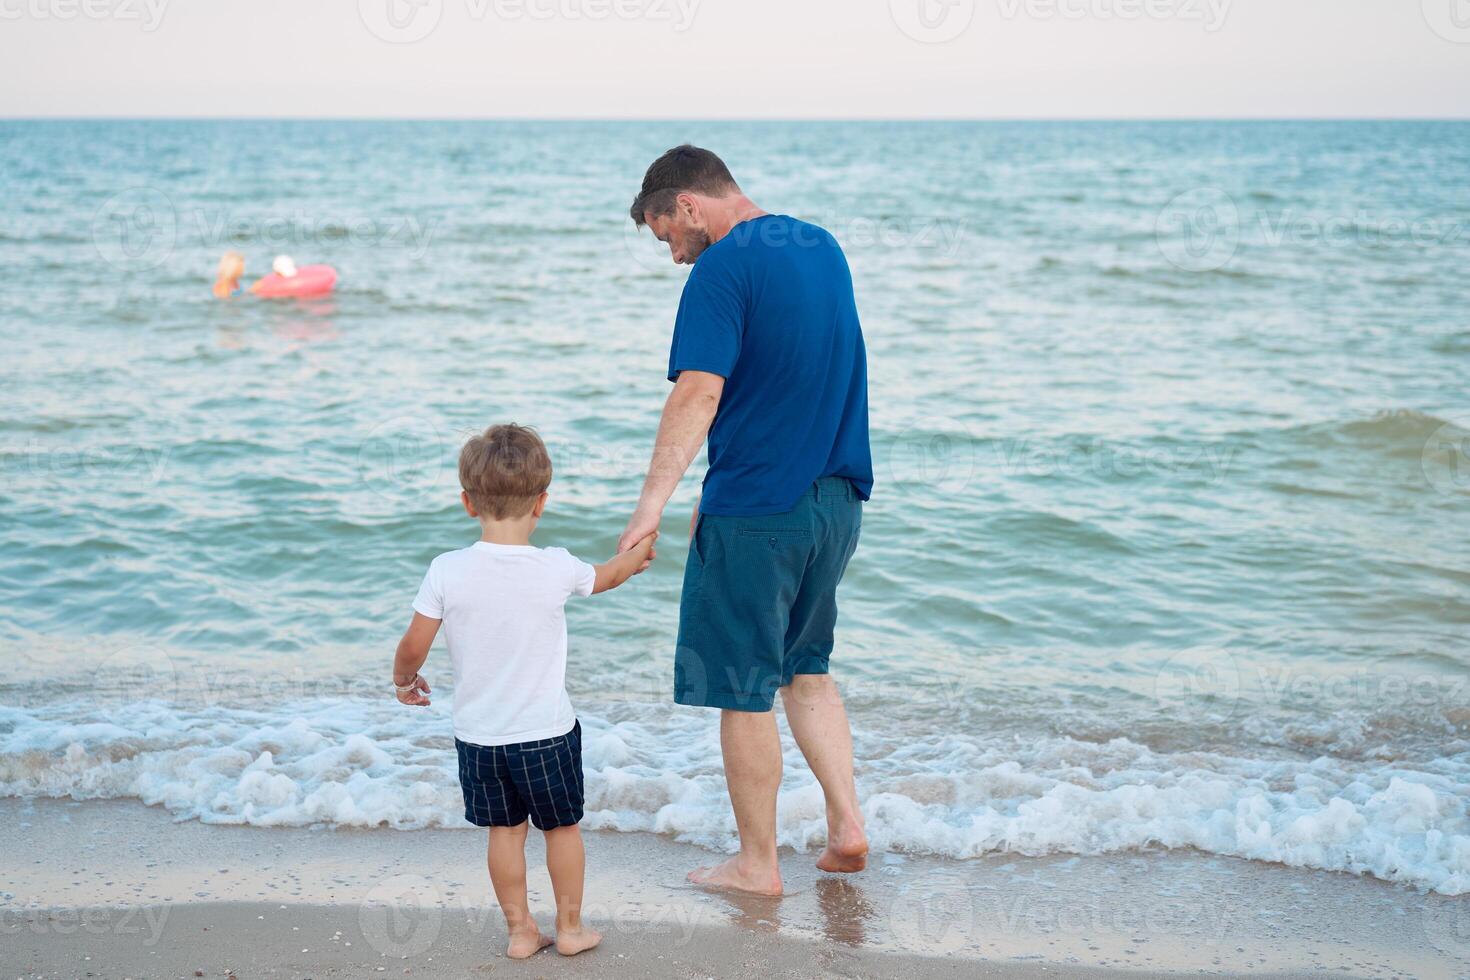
[4,115,1470,124]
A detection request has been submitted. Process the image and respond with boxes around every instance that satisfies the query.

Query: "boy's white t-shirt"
[413,541,596,747]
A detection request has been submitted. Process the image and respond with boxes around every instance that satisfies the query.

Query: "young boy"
[392,423,656,959]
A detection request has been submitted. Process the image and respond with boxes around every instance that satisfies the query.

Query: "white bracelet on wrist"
[394,673,419,694]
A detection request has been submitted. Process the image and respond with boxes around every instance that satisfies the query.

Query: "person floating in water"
[212,250,249,298]
[213,252,336,299]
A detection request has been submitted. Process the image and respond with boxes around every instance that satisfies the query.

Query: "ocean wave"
[1230,410,1456,461]
[1,697,1464,895]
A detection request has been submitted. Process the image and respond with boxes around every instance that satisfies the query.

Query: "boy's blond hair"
[458,424,553,520]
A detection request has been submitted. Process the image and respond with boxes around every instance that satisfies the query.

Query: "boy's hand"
[395,673,431,706]
[629,531,657,572]
[593,531,658,593]
[618,507,661,566]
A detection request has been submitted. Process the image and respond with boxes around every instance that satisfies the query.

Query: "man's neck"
[707,195,769,244]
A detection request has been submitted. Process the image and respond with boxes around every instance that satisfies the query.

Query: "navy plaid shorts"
[455,720,584,831]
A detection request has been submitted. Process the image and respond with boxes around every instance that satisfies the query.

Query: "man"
[617,145,873,896]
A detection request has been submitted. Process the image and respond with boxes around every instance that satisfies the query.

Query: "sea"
[1,120,1466,896]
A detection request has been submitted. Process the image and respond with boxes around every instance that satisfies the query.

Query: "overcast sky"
[2,0,1467,118]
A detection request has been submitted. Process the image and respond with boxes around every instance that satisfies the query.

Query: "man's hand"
[618,371,722,568]
[618,506,662,571]
[395,673,431,706]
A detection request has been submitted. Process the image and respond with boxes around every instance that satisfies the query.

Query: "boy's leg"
[486,823,552,959]
[544,825,601,955]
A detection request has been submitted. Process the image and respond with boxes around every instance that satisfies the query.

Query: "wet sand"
[2,799,1464,978]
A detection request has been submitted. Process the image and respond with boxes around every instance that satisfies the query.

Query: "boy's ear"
[531,491,548,518]
[461,490,476,518]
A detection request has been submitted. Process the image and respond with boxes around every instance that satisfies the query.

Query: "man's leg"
[780,673,868,872]
[687,707,784,895]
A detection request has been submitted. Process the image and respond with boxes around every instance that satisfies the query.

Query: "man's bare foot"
[555,926,603,956]
[816,816,868,873]
[506,926,553,959]
[687,856,783,896]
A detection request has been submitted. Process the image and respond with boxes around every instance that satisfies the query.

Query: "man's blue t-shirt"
[667,214,872,517]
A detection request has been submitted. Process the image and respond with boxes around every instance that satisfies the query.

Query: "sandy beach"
[3,799,1464,979]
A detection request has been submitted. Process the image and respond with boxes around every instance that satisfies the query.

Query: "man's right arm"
[616,370,724,558]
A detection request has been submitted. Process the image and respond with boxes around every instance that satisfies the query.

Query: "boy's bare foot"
[816,816,868,873]
[555,926,603,956]
[687,856,783,896]
[506,926,553,959]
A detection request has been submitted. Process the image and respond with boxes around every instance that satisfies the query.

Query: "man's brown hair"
[629,144,739,227]
[458,424,553,520]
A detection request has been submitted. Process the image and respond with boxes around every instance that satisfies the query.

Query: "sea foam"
[2,697,1465,895]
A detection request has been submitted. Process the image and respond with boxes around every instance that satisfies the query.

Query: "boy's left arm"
[393,612,440,706]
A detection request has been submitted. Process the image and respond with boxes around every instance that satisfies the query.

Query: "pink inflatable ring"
[253,264,337,298]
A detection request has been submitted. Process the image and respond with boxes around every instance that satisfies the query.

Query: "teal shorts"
[675,477,863,712]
